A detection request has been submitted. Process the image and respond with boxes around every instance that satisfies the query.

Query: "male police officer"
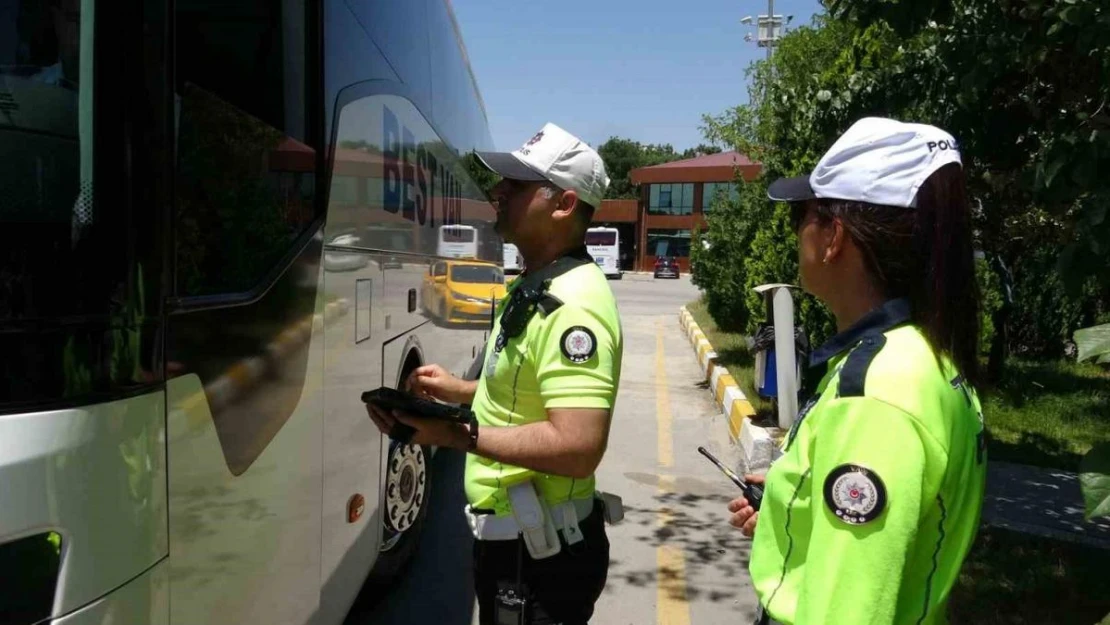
[366,123,623,625]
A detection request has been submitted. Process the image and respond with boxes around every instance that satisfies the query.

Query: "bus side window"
[1,0,161,406]
[173,0,318,297]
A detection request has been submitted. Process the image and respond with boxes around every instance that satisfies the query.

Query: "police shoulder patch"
[560,326,597,364]
[823,464,887,525]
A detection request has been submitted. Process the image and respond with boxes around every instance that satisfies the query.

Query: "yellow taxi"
[422,259,507,325]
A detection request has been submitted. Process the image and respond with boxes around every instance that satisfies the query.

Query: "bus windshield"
[585,231,616,246]
[450,265,503,284]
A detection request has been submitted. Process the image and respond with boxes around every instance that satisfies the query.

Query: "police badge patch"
[823,464,887,525]
[560,326,597,364]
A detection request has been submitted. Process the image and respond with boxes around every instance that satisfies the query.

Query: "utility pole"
[765,0,774,60]
[740,2,792,61]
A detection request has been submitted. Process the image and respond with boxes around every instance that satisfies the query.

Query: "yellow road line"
[656,321,673,469]
[655,320,691,625]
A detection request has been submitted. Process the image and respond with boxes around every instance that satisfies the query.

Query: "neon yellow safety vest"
[465,259,623,515]
[750,298,987,625]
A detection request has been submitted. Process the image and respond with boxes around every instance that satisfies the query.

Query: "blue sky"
[454,0,825,152]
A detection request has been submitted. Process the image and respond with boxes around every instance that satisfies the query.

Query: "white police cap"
[477,123,610,209]
[767,117,962,209]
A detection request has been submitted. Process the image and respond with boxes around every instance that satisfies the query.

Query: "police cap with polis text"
[477,123,611,208]
[767,117,962,209]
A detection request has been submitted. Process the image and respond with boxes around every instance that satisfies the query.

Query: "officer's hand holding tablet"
[362,386,478,450]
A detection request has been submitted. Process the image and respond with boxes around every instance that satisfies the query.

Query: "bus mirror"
[435,275,447,283]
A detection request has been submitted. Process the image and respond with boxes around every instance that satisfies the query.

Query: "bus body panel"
[315,258,386,625]
[0,394,167,618]
[315,0,498,620]
[165,314,325,625]
[0,0,497,622]
[51,561,169,625]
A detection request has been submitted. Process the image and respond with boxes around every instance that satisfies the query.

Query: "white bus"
[0,1,498,624]
[438,224,479,259]
[503,242,523,274]
[586,227,622,278]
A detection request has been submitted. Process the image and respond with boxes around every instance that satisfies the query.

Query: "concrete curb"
[679,306,780,474]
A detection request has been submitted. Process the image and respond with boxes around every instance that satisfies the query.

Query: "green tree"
[690,176,767,332]
[338,139,383,154]
[681,144,722,159]
[696,3,1110,367]
[462,151,501,197]
[824,0,1110,345]
[695,16,864,341]
[596,137,647,199]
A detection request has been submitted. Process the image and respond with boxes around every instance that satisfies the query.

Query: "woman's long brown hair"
[814,163,983,390]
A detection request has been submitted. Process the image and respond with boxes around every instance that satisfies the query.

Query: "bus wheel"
[368,441,430,583]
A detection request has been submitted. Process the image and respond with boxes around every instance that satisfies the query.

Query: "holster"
[507,481,562,560]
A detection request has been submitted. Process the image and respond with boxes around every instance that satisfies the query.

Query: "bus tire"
[367,440,432,585]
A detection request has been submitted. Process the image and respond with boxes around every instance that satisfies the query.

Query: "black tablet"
[361,387,474,424]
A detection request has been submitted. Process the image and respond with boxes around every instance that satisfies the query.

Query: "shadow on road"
[604,482,751,604]
[345,448,476,625]
[983,461,1110,547]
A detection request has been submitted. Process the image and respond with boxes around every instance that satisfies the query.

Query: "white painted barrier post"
[753,284,801,430]
[771,287,798,430]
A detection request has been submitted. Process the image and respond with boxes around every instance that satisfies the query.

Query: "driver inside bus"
[367,123,622,625]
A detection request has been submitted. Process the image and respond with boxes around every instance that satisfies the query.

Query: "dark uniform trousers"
[473,499,610,625]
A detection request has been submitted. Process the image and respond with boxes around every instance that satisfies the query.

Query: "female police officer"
[727,117,988,625]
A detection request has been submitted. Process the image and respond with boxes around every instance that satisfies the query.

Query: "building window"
[646,229,692,258]
[702,182,739,211]
[648,183,694,216]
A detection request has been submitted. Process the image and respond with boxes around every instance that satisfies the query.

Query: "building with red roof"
[593,151,761,272]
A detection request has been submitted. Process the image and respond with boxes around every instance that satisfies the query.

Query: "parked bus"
[503,242,523,274]
[437,224,479,259]
[0,1,497,624]
[586,226,622,278]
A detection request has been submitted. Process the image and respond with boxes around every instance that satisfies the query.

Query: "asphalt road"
[345,273,762,625]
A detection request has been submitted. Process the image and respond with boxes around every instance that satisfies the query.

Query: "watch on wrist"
[466,415,479,451]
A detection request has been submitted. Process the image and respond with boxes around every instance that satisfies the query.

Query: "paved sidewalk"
[983,461,1110,548]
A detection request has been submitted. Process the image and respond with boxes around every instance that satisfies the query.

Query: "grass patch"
[686,299,772,420]
[983,358,1110,471]
[949,526,1110,624]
